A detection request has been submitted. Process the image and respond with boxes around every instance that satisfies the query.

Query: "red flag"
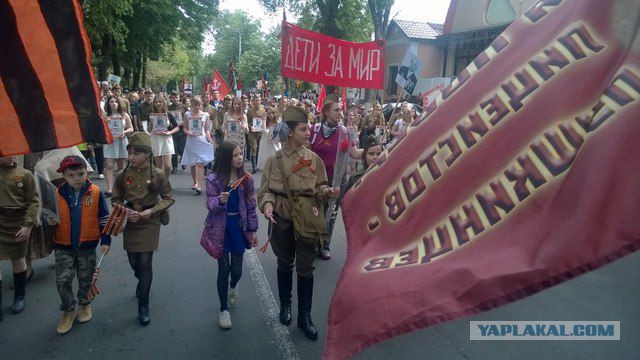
[316,85,326,112]
[281,21,386,89]
[212,70,231,98]
[0,0,112,156]
[325,1,640,359]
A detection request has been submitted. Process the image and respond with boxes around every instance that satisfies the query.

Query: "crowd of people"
[0,81,416,340]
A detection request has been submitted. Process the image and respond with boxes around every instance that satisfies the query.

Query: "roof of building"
[391,20,444,40]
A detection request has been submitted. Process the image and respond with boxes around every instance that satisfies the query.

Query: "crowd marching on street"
[0,82,412,338]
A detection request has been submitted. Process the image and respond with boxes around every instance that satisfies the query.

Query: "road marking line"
[246,248,299,360]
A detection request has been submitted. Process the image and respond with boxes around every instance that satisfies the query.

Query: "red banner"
[212,69,231,98]
[281,21,386,89]
[326,1,640,359]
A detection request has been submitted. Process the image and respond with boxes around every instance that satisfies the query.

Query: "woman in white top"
[391,108,414,139]
[148,95,180,179]
[103,95,134,196]
[181,97,214,194]
[222,97,249,151]
[257,106,280,170]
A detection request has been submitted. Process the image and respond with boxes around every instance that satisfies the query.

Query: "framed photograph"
[150,113,168,133]
[169,110,183,125]
[375,125,388,143]
[251,117,264,132]
[226,120,242,138]
[190,116,203,136]
[36,174,59,223]
[108,116,123,137]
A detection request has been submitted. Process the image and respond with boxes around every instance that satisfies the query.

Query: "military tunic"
[0,163,40,259]
[258,145,330,276]
[247,105,266,157]
[112,166,174,252]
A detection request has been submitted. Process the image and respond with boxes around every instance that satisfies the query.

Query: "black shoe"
[171,168,177,174]
[297,276,318,340]
[277,269,293,325]
[138,298,150,326]
[11,296,25,314]
[105,192,112,198]
[11,271,26,314]
[318,246,331,260]
[280,300,292,325]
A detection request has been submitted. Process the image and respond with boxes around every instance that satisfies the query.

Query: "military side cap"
[127,131,152,149]
[282,106,308,123]
[361,134,381,150]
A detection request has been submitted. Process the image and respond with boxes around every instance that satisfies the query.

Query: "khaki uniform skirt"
[123,215,161,252]
[0,209,29,260]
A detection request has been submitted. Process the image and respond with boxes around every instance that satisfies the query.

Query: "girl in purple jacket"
[205,141,259,329]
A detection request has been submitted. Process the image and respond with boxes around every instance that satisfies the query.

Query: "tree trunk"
[97,35,111,81]
[123,67,132,89]
[111,39,121,76]
[132,52,142,90]
[141,52,148,89]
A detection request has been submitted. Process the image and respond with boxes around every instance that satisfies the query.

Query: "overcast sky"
[214,0,451,35]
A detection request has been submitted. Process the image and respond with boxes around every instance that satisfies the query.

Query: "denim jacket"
[205,172,259,241]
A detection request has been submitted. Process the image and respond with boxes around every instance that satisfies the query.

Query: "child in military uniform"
[258,106,340,340]
[46,156,111,334]
[112,132,175,326]
[0,156,40,319]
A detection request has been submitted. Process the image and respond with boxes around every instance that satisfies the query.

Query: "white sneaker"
[98,174,104,179]
[228,287,238,306]
[218,310,232,329]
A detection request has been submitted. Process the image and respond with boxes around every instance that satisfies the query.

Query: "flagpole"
[389,86,405,126]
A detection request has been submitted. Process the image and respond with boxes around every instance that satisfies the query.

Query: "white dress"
[103,116,129,159]
[149,113,175,156]
[181,111,214,166]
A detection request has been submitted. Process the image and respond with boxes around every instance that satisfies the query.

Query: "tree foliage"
[82,0,218,88]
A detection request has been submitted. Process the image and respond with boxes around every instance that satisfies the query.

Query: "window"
[389,65,398,94]
[485,0,516,24]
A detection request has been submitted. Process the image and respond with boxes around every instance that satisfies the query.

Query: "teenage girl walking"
[203,141,258,329]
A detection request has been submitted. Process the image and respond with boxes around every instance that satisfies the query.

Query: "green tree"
[259,0,373,40]
[368,0,394,39]
[83,0,219,88]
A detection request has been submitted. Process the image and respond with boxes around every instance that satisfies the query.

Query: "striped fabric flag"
[0,0,112,157]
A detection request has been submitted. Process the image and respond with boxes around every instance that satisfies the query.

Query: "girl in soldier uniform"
[111,132,175,326]
[258,106,340,340]
[204,141,259,329]
[0,156,40,319]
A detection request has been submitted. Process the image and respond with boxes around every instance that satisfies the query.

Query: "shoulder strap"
[276,150,293,199]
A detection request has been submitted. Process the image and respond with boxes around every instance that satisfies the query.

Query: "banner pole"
[389,86,405,125]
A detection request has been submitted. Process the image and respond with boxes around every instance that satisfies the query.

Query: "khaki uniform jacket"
[118,96,131,115]
[0,164,39,243]
[135,101,153,132]
[247,105,266,133]
[258,145,330,221]
[112,166,174,215]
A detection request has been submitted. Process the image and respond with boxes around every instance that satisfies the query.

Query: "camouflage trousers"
[55,248,96,312]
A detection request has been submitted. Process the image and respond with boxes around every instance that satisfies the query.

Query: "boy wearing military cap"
[112,132,175,326]
[0,156,40,320]
[47,155,111,334]
[258,106,340,340]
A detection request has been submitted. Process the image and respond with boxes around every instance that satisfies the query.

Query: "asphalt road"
[0,169,638,360]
